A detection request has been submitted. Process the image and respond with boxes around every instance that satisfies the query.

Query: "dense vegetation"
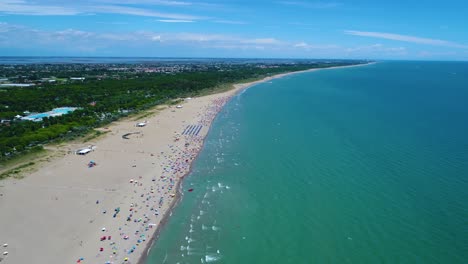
[0,61,364,161]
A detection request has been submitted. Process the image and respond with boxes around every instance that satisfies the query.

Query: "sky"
[0,0,467,60]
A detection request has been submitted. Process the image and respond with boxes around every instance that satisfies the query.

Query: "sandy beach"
[0,64,367,264]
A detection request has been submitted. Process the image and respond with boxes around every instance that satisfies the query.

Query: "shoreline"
[0,62,371,264]
[136,62,373,264]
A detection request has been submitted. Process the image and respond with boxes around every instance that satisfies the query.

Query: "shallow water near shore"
[145,62,468,263]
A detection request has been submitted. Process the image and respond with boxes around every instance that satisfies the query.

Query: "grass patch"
[168,98,183,105]
[0,146,50,180]
[0,161,36,180]
[132,111,155,121]
[83,129,110,143]
[0,147,45,169]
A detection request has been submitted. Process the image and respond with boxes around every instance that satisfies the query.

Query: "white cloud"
[345,43,383,52]
[91,0,222,8]
[89,5,203,20]
[241,38,281,45]
[344,43,407,57]
[0,0,204,19]
[0,0,79,15]
[0,22,287,52]
[294,42,308,48]
[345,30,468,49]
[294,41,339,50]
[4,21,438,59]
[54,29,95,38]
[164,33,235,42]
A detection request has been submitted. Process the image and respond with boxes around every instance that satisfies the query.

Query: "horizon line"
[1,56,467,62]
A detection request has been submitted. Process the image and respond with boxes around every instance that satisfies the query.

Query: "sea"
[145,61,468,263]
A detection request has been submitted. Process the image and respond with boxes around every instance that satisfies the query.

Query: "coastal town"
[0,59,336,87]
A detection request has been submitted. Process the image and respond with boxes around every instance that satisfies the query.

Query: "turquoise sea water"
[146,62,468,263]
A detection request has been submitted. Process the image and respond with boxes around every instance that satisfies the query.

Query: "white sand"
[0,64,368,264]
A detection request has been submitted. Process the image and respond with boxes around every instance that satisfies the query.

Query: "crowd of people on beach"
[74,96,232,264]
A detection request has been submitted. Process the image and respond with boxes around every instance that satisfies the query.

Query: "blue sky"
[1,0,467,60]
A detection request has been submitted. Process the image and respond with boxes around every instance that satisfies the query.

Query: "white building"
[0,83,35,87]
